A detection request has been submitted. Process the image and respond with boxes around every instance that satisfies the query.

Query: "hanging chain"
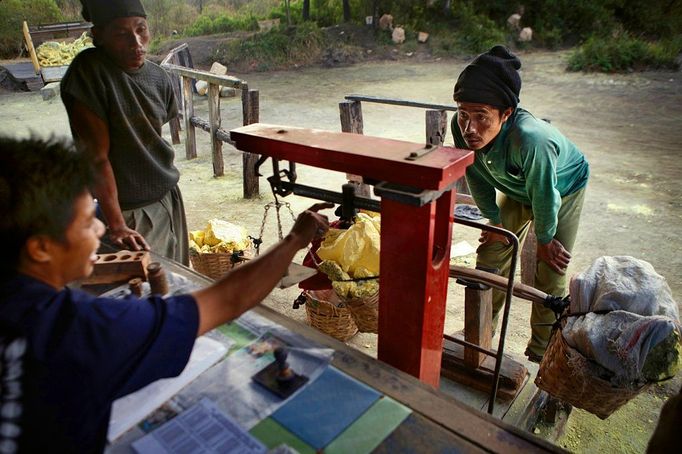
[250,199,299,256]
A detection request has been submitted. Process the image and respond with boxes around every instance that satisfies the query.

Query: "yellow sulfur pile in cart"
[36,32,93,67]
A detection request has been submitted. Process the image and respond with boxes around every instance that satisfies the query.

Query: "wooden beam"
[182,76,197,159]
[450,265,548,304]
[208,83,223,176]
[339,100,364,134]
[425,109,447,146]
[23,21,40,75]
[243,88,260,199]
[169,117,181,145]
[345,94,458,112]
[464,286,493,368]
[339,100,371,197]
[442,336,527,401]
[163,63,245,89]
[189,117,233,144]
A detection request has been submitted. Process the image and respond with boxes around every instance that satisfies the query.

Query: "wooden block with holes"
[80,250,150,285]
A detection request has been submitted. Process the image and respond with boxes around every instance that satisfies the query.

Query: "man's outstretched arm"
[192,203,333,335]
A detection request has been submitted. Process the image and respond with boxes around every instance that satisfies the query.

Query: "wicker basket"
[304,289,358,341]
[535,319,649,419]
[189,249,251,280]
[343,292,379,333]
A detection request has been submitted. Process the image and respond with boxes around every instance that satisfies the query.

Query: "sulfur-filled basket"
[303,289,358,342]
[341,291,379,334]
[189,249,251,280]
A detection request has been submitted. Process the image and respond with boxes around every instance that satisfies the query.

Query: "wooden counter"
[105,253,564,453]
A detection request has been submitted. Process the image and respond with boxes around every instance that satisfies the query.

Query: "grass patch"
[186,13,259,37]
[568,33,682,72]
[215,22,326,71]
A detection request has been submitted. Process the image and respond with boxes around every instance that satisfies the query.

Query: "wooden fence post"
[464,286,493,368]
[425,109,447,145]
[242,88,260,199]
[182,76,197,159]
[208,82,223,177]
[339,100,371,197]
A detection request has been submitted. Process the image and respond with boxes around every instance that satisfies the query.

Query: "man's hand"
[477,223,510,251]
[107,224,150,251]
[537,238,571,275]
[289,202,334,249]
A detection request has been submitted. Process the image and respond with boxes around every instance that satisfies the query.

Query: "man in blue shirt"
[0,135,331,453]
[451,46,589,362]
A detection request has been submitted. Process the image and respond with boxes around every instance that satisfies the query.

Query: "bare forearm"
[93,160,125,228]
[192,234,304,335]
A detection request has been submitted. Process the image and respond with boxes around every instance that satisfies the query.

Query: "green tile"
[249,417,316,454]
[217,322,258,355]
[324,396,412,454]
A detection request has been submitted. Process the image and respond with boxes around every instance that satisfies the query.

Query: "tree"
[303,0,310,21]
[284,0,291,26]
[342,0,351,22]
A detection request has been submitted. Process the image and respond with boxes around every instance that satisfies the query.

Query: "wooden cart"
[22,20,92,85]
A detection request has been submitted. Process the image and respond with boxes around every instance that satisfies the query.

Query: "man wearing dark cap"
[451,45,590,362]
[61,0,189,265]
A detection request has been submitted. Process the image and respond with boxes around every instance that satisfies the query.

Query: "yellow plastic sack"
[316,214,380,299]
[317,213,380,276]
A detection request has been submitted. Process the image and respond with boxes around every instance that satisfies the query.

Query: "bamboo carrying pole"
[449,265,549,304]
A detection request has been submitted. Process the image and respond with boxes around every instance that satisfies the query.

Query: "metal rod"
[443,333,495,357]
[452,216,519,415]
[345,94,458,112]
[275,181,381,212]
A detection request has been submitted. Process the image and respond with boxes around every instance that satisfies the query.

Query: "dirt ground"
[1,49,681,452]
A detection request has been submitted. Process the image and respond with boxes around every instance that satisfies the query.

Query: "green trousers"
[476,187,586,356]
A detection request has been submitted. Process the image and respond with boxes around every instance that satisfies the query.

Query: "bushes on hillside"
[568,33,682,72]
[186,12,258,36]
[0,0,63,58]
[214,21,326,71]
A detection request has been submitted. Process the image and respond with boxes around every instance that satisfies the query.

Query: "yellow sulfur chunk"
[203,219,250,250]
[189,230,205,248]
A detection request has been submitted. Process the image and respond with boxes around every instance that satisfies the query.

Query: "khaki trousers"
[122,186,189,266]
[476,187,586,356]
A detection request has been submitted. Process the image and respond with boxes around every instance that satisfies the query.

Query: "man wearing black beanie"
[451,45,590,362]
[61,0,189,265]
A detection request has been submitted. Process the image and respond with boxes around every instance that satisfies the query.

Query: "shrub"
[0,0,63,58]
[186,12,259,36]
[215,21,326,71]
[567,33,682,72]
[452,3,507,54]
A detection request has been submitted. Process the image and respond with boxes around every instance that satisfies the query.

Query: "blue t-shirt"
[0,274,199,453]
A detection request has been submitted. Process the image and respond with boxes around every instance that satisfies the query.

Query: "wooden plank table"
[104,254,564,453]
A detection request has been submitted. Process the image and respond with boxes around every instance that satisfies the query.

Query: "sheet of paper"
[170,329,334,430]
[450,240,476,258]
[131,397,266,454]
[108,337,229,441]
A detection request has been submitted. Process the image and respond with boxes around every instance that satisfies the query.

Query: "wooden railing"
[162,59,261,198]
[338,94,471,200]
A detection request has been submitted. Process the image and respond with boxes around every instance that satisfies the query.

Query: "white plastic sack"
[569,256,679,319]
[564,311,680,386]
[563,256,681,385]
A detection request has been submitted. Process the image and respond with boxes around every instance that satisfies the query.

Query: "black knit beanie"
[81,0,147,27]
[453,45,522,109]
